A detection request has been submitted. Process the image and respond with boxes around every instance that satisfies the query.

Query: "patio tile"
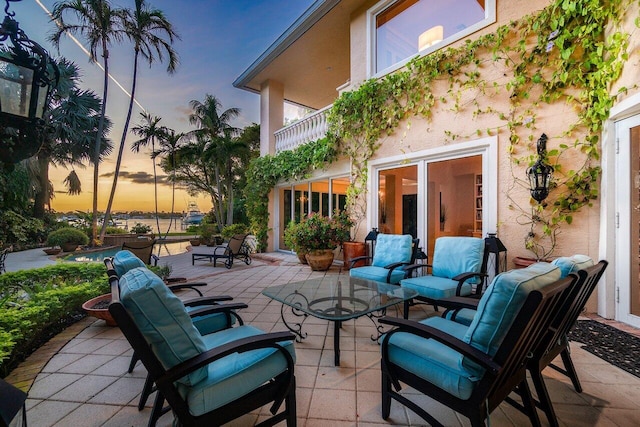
[90,355,136,376]
[315,366,357,390]
[308,388,357,421]
[91,339,132,356]
[26,400,81,427]
[58,354,116,374]
[40,353,85,373]
[355,368,379,392]
[102,405,173,427]
[296,365,319,389]
[52,403,122,427]
[401,393,467,426]
[59,338,112,354]
[356,390,409,425]
[598,407,640,427]
[28,373,83,399]
[88,377,147,405]
[50,375,118,402]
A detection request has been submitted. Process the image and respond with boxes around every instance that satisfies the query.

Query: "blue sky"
[16,0,315,212]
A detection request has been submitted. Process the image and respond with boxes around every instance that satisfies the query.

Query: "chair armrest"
[157,331,295,386]
[182,296,234,306]
[212,245,229,255]
[151,254,159,266]
[379,316,500,373]
[349,255,373,268]
[186,302,248,318]
[383,262,412,282]
[435,296,480,311]
[167,283,205,296]
[451,272,487,296]
[402,263,433,277]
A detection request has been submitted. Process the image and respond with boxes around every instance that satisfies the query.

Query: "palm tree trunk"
[93,45,110,246]
[33,153,51,219]
[100,51,140,240]
[152,138,160,236]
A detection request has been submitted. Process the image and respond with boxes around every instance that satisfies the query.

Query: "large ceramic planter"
[306,249,335,271]
[296,249,309,265]
[82,294,116,326]
[342,241,367,270]
[61,243,79,252]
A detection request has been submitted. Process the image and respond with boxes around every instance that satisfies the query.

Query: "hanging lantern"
[0,0,59,165]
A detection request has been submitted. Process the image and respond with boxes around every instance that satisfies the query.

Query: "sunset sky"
[19,0,314,213]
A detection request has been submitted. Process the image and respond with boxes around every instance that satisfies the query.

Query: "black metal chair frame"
[107,273,297,427]
[104,259,246,426]
[192,234,252,269]
[380,273,577,427]
[400,239,490,317]
[348,238,420,283]
[527,260,608,426]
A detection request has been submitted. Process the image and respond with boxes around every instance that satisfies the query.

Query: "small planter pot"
[306,249,335,271]
[82,294,116,326]
[43,247,61,256]
[190,239,201,246]
[296,249,309,265]
[512,256,551,269]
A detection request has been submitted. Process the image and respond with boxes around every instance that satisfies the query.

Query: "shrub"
[130,223,152,234]
[0,263,108,376]
[46,227,89,247]
[221,223,249,239]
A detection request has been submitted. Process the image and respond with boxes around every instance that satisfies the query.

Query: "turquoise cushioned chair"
[349,234,417,284]
[400,236,485,317]
[380,262,570,426]
[110,267,297,426]
[107,252,243,420]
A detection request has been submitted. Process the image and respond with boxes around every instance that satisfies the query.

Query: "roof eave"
[232,0,342,91]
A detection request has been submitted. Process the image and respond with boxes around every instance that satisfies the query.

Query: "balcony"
[275,104,331,153]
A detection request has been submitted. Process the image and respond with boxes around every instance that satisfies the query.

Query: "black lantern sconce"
[483,233,507,285]
[527,133,554,203]
[0,0,59,165]
[365,228,379,258]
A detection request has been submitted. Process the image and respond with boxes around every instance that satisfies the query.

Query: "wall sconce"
[527,133,554,203]
[418,25,443,51]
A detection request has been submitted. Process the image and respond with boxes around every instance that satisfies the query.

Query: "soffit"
[234,0,368,110]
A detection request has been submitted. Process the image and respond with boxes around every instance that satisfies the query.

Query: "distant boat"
[182,202,205,225]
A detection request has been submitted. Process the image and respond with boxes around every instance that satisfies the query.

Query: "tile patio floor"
[6,249,640,426]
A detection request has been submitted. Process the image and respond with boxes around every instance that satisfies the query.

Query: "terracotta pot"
[190,239,201,246]
[43,247,61,255]
[296,249,309,264]
[61,243,78,252]
[342,241,367,270]
[82,294,117,326]
[305,249,335,271]
[512,256,550,269]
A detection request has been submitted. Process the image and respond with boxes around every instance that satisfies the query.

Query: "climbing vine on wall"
[246,0,632,256]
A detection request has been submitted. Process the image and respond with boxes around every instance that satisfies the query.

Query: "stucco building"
[234,0,640,328]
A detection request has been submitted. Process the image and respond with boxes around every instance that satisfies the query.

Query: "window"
[371,0,496,75]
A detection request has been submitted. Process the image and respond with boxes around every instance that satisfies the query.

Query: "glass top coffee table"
[262,276,417,366]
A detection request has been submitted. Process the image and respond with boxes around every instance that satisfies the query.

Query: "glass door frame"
[368,136,498,258]
[615,115,640,327]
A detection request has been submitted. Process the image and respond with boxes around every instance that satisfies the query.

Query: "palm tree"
[188,94,240,227]
[34,58,112,219]
[154,129,185,237]
[100,0,179,240]
[131,112,167,235]
[50,0,126,245]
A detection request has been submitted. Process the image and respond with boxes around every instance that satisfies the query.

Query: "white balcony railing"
[274,105,331,153]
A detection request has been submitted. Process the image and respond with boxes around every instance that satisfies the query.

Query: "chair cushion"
[186,306,235,336]
[372,234,413,267]
[551,254,594,278]
[400,275,473,300]
[119,267,207,386]
[349,265,406,284]
[385,316,478,400]
[444,308,476,326]
[113,250,146,277]
[181,325,295,416]
[432,237,484,284]
[463,262,561,358]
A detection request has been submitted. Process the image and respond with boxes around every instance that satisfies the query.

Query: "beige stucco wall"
[334,0,640,273]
